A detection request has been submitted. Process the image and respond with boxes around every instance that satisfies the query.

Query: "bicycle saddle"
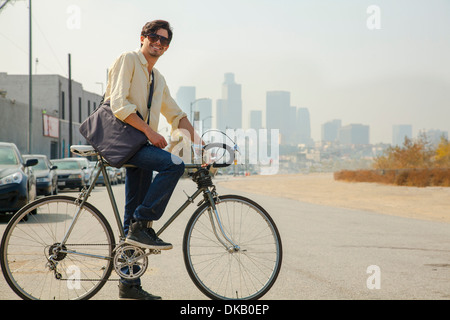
[70,145,97,157]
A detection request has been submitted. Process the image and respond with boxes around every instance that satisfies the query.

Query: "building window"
[61,91,65,120]
[88,100,91,115]
[78,97,82,123]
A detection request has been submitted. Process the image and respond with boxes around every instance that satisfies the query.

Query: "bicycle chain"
[50,243,120,282]
[50,243,159,282]
[57,277,120,282]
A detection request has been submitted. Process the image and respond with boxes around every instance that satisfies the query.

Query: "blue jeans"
[120,143,185,285]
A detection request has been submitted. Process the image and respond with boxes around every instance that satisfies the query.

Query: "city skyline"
[1,1,449,144]
[173,74,448,147]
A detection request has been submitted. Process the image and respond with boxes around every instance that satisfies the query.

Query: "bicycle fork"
[204,191,241,253]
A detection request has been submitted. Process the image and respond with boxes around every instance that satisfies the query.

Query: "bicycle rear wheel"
[183,194,282,300]
[0,195,115,300]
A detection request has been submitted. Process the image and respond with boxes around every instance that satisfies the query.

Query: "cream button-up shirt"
[104,49,187,132]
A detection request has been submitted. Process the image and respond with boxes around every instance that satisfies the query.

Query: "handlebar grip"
[212,163,231,168]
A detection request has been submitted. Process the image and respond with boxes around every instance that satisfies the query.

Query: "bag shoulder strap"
[147,70,155,125]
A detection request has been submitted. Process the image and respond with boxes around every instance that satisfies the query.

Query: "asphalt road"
[1,176,449,300]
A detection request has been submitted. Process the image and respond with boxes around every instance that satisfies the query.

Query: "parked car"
[94,166,117,186]
[23,154,58,196]
[114,167,126,184]
[52,158,88,191]
[71,157,91,186]
[0,142,38,214]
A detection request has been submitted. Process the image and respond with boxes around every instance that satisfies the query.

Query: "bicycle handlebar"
[184,142,236,169]
[203,143,236,168]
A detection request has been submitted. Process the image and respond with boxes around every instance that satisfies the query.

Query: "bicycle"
[1,142,282,300]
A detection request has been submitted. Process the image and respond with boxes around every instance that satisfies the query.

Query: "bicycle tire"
[0,195,115,300]
[183,194,282,300]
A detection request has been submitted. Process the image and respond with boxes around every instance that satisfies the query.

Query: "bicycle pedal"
[148,249,161,255]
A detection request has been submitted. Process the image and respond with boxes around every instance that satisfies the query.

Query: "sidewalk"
[216,173,450,223]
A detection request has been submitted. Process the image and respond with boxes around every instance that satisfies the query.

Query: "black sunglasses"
[146,33,170,47]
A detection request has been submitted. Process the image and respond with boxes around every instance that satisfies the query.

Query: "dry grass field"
[334,168,450,187]
[216,173,450,223]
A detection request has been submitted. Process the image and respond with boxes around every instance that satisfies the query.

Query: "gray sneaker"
[125,220,173,250]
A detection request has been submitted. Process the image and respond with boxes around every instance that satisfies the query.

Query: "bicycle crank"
[113,245,149,280]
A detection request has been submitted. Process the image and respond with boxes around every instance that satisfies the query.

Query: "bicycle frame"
[56,153,238,262]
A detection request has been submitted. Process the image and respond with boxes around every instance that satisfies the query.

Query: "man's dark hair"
[141,20,173,43]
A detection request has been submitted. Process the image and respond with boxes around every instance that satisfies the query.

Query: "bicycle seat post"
[97,155,126,240]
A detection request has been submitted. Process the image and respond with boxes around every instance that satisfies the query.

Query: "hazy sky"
[1,0,449,143]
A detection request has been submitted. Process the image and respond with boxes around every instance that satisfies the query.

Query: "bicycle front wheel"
[0,195,115,300]
[183,194,282,300]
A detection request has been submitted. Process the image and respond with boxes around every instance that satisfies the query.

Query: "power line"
[0,0,26,14]
[0,0,11,13]
[0,31,28,55]
[0,31,61,75]
[31,12,67,75]
[0,1,67,76]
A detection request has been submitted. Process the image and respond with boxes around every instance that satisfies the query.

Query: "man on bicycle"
[104,20,202,300]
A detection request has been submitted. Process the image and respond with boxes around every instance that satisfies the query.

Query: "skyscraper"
[216,99,227,132]
[216,73,242,130]
[297,108,313,145]
[392,124,412,146]
[176,86,196,119]
[418,128,448,146]
[249,110,263,130]
[321,119,342,142]
[266,91,290,144]
[339,124,370,145]
[286,106,297,145]
[196,98,213,133]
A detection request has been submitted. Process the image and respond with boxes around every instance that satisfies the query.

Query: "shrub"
[373,135,434,170]
[435,136,450,168]
[335,168,450,187]
[335,135,450,187]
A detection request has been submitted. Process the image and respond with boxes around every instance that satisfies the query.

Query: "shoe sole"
[118,297,162,300]
[125,238,173,250]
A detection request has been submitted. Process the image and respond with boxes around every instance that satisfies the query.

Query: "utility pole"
[68,53,73,157]
[28,0,32,153]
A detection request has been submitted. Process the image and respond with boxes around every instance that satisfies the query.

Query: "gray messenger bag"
[79,72,154,168]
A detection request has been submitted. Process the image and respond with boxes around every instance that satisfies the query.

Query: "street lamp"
[189,98,208,124]
[202,115,213,133]
[96,82,104,95]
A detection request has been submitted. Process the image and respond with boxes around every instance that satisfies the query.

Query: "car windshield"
[53,161,81,170]
[34,160,48,170]
[0,146,18,165]
[25,157,47,170]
